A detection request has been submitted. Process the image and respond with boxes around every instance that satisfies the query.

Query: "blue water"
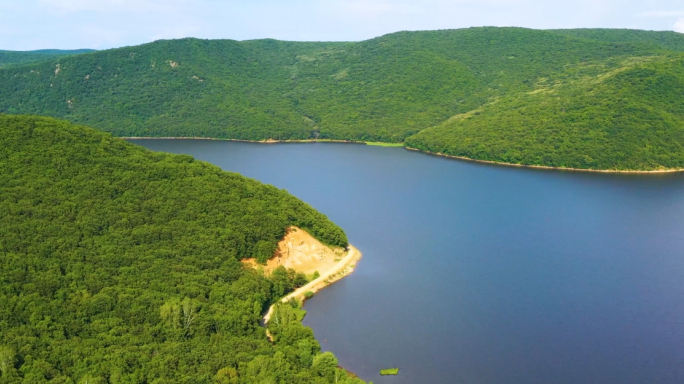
[130,140,684,384]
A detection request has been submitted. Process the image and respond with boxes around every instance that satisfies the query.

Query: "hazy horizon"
[0,0,683,51]
[2,25,684,53]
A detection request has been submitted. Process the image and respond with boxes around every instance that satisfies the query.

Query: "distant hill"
[406,55,684,170]
[0,48,94,68]
[0,27,683,170]
[548,29,684,52]
[0,114,359,383]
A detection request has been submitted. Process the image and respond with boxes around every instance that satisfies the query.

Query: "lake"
[129,139,684,384]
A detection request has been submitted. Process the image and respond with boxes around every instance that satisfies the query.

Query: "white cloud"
[675,17,684,32]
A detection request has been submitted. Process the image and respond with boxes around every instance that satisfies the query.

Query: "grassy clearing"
[365,142,405,147]
[380,368,399,375]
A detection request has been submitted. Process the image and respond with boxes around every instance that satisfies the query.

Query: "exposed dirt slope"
[243,226,347,276]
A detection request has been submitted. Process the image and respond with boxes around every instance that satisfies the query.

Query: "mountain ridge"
[1,27,683,170]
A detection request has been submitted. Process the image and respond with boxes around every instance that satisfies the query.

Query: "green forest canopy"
[0,114,361,383]
[0,49,95,69]
[405,54,684,170]
[0,27,683,170]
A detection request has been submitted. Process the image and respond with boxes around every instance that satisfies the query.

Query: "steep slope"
[0,114,360,383]
[0,27,674,142]
[406,55,684,170]
[0,49,94,68]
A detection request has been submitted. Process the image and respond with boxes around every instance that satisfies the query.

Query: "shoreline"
[124,136,684,174]
[263,245,362,325]
[404,147,684,174]
[122,136,369,144]
[122,136,402,147]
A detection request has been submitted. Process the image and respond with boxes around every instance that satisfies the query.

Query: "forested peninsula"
[0,27,683,170]
[0,114,364,383]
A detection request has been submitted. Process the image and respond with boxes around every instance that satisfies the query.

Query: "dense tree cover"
[0,27,683,168]
[0,115,358,383]
[0,50,95,69]
[406,55,684,170]
[0,28,680,142]
[0,39,350,140]
[548,29,684,52]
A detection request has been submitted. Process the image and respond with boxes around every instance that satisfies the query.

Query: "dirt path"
[263,245,361,324]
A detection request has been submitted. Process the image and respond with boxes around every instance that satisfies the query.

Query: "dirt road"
[263,245,361,324]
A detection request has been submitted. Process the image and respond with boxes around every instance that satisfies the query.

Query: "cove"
[129,139,684,384]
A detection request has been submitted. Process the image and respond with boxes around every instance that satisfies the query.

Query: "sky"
[0,0,683,51]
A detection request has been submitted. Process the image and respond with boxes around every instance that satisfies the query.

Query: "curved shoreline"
[122,136,367,144]
[404,147,684,174]
[263,245,362,325]
[125,136,684,174]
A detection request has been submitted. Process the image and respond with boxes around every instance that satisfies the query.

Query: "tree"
[0,347,15,377]
[78,374,104,384]
[312,352,338,381]
[271,266,290,298]
[297,339,317,367]
[181,297,198,334]
[215,367,238,384]
[160,298,181,332]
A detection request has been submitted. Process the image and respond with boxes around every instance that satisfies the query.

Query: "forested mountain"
[406,54,684,170]
[0,115,359,383]
[548,29,684,51]
[0,49,95,69]
[0,27,683,170]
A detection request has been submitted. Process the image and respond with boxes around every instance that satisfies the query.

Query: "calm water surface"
[130,140,684,384]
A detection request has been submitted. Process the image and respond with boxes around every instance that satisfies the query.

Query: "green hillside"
[406,55,684,170]
[0,49,94,69]
[0,114,360,383]
[0,27,683,169]
[548,29,684,52]
[0,28,672,140]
